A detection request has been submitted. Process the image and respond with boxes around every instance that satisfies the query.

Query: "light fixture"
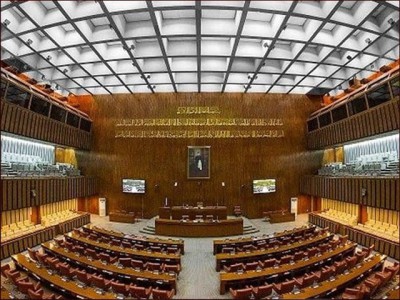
[3,19,10,27]
[41,74,45,80]
[221,182,225,187]
[370,63,375,70]
[27,39,33,45]
[55,84,59,90]
[262,40,269,48]
[141,74,151,79]
[174,182,178,187]
[337,85,342,90]
[62,68,68,74]
[365,38,371,44]
[387,18,395,25]
[346,55,352,60]
[46,55,52,61]
[130,43,135,50]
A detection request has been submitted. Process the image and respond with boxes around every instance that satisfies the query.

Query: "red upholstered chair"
[74,245,85,256]
[99,252,118,264]
[129,285,152,299]
[233,206,242,217]
[36,252,49,266]
[131,259,147,270]
[329,239,340,249]
[163,263,181,275]
[5,269,28,286]
[166,247,180,255]
[99,236,110,244]
[345,256,358,270]
[240,244,257,252]
[339,235,348,245]
[355,251,367,264]
[252,284,273,298]
[224,263,245,273]
[221,247,235,254]
[293,251,306,261]
[333,260,348,275]
[318,243,330,253]
[73,228,81,236]
[85,248,98,260]
[16,280,41,295]
[152,288,175,300]
[146,262,164,272]
[259,258,278,268]
[58,262,77,280]
[1,264,11,281]
[230,287,253,299]
[121,241,131,248]
[364,277,382,296]
[75,269,92,287]
[245,262,260,271]
[91,274,113,292]
[376,270,393,286]
[119,257,132,268]
[342,285,369,299]
[384,262,399,279]
[27,248,38,262]
[110,239,121,247]
[150,246,162,252]
[64,241,75,252]
[273,279,296,294]
[134,243,145,251]
[279,255,293,265]
[110,281,130,296]
[54,238,64,248]
[295,273,317,288]
[28,288,55,300]
[88,233,99,241]
[313,266,335,283]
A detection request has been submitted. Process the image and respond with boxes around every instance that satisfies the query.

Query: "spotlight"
[46,55,52,61]
[147,85,155,89]
[62,68,68,74]
[346,55,352,60]
[3,19,10,27]
[365,38,371,44]
[387,18,395,25]
[27,39,33,45]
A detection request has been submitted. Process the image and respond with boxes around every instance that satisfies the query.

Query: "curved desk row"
[159,206,228,220]
[155,218,243,237]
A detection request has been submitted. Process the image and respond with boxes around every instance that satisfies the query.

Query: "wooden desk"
[42,241,177,291]
[66,232,181,264]
[85,225,185,254]
[213,226,314,254]
[219,242,357,294]
[269,212,295,223]
[167,206,228,220]
[215,232,333,271]
[282,254,385,299]
[385,285,400,299]
[155,218,243,237]
[12,253,116,299]
[109,212,136,223]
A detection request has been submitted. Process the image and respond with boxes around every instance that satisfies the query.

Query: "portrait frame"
[187,146,211,179]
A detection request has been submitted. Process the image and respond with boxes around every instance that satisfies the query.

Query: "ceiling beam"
[98,1,155,93]
[221,1,250,93]
[244,1,297,93]
[146,1,177,92]
[195,1,202,93]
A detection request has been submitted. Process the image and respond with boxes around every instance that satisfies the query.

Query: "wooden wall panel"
[307,99,399,149]
[2,177,98,211]
[300,175,399,211]
[77,93,321,218]
[1,99,91,150]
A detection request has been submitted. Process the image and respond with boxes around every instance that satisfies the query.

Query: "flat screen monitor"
[253,179,276,194]
[122,179,145,194]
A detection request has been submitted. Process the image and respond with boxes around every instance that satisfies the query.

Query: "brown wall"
[78,93,321,218]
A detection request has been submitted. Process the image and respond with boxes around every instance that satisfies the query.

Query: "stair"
[243,224,259,235]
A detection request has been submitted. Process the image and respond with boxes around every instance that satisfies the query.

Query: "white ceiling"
[1,1,399,95]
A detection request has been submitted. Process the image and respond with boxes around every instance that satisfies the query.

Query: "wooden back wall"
[77,93,321,218]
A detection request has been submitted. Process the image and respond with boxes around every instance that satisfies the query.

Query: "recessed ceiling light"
[346,55,352,60]
[27,39,33,45]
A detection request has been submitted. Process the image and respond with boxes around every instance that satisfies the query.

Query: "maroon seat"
[295,273,317,288]
[333,260,347,274]
[73,228,81,236]
[134,243,145,250]
[252,284,273,298]
[329,239,340,249]
[1,264,11,279]
[91,274,113,291]
[28,288,55,300]
[119,257,132,268]
[364,277,382,295]
[230,287,253,299]
[46,257,61,272]
[384,262,399,279]
[99,236,110,244]
[224,263,245,273]
[241,244,257,252]
[36,252,49,266]
[16,280,41,295]
[293,251,306,261]
[345,256,357,270]
[58,262,77,280]
[75,269,92,287]
[85,248,98,260]
[152,288,175,300]
[64,241,75,252]
[355,251,367,264]
[221,247,235,253]
[129,285,152,299]
[110,281,130,296]
[121,241,132,248]
[245,262,260,271]
[74,245,85,256]
[163,263,181,275]
[318,243,330,253]
[88,233,99,241]
[305,247,318,258]
[313,266,335,283]
[5,269,27,286]
[166,247,180,255]
[280,255,293,265]
[110,239,121,247]
[376,271,392,286]
[99,252,118,264]
[146,262,164,271]
[259,258,277,268]
[131,259,147,270]
[342,284,369,299]
[273,279,296,294]
[339,235,348,245]
[150,246,162,252]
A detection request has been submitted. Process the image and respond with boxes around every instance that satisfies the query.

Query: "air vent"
[3,57,33,73]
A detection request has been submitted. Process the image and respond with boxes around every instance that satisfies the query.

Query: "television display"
[253,179,276,194]
[122,179,145,194]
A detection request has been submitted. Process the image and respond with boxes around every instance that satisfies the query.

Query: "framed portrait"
[187,146,210,179]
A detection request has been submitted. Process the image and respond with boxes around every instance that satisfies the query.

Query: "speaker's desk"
[155,218,243,237]
[159,206,228,220]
